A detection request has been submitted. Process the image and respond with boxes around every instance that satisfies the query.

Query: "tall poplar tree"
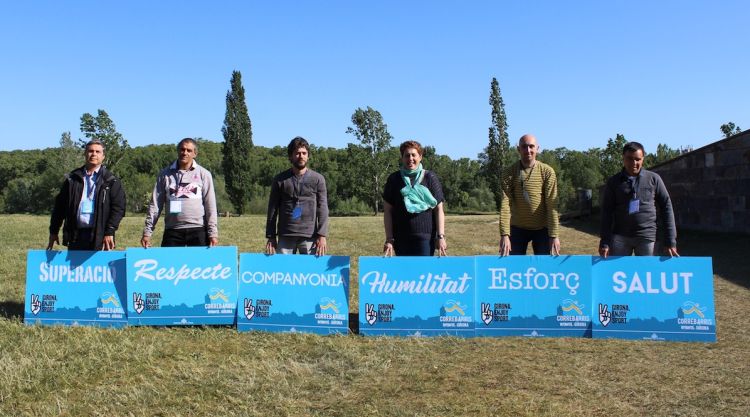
[78,109,130,170]
[482,77,511,211]
[345,106,394,214]
[221,70,253,214]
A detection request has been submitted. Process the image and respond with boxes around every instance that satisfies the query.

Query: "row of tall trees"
[0,74,697,216]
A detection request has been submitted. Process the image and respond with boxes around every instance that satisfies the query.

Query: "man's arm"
[265,177,281,254]
[142,173,165,248]
[543,167,560,255]
[314,174,329,256]
[654,173,678,255]
[103,177,126,250]
[202,170,219,246]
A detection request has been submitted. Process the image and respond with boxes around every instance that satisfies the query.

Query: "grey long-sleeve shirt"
[143,160,218,238]
[600,168,676,248]
[266,168,329,239]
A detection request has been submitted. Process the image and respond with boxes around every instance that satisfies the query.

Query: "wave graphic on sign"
[561,299,583,315]
[681,301,706,318]
[100,293,120,307]
[444,300,466,316]
[209,288,229,302]
[319,298,339,313]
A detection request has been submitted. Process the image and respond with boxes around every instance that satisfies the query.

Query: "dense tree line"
[0,132,682,216]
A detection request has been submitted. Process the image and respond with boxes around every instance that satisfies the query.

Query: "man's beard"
[293,160,307,170]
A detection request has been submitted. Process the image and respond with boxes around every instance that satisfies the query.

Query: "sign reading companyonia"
[592,256,716,342]
[237,254,349,334]
[358,256,475,337]
[25,250,127,327]
[475,255,592,338]
[126,246,238,326]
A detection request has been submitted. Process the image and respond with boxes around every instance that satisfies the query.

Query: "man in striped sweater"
[498,134,561,256]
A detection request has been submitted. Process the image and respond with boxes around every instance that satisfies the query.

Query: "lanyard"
[519,161,536,193]
[85,171,98,200]
[292,171,308,200]
[628,175,640,199]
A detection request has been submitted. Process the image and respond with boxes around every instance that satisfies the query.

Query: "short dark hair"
[177,137,198,151]
[84,140,105,152]
[623,141,645,155]
[399,140,423,156]
[287,136,310,157]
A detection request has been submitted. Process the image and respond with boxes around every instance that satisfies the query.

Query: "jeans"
[510,226,550,255]
[162,227,208,247]
[278,236,315,254]
[394,236,435,256]
[611,234,655,256]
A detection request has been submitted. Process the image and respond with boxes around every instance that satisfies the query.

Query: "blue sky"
[1,1,747,159]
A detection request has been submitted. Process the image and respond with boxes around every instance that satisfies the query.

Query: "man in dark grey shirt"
[599,141,678,257]
[265,137,329,255]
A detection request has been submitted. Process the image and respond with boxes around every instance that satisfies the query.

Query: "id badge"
[628,199,640,214]
[292,205,303,219]
[81,200,94,214]
[170,200,183,214]
[523,190,530,204]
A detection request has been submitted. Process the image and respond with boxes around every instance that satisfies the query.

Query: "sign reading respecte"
[592,256,716,342]
[475,255,592,338]
[358,256,475,337]
[24,250,127,327]
[237,254,349,334]
[126,246,238,326]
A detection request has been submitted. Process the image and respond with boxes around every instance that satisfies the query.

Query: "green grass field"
[0,214,748,416]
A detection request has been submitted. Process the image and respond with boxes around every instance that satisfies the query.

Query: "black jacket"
[49,165,126,250]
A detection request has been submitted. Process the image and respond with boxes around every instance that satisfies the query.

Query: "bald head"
[517,134,539,167]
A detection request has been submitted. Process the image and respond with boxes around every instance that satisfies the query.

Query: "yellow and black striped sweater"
[499,160,559,237]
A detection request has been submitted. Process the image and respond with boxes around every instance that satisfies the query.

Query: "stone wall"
[651,131,750,234]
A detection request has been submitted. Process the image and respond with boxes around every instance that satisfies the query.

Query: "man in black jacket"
[48,140,126,251]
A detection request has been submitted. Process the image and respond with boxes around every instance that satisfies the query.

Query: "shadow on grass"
[565,214,750,290]
[0,301,24,320]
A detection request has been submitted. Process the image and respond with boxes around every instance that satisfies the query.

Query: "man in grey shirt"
[266,136,329,255]
[141,138,219,248]
[599,141,678,257]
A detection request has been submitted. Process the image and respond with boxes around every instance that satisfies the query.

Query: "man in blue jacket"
[599,141,678,258]
[48,140,126,251]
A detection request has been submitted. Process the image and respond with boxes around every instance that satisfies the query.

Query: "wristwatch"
[437,234,445,240]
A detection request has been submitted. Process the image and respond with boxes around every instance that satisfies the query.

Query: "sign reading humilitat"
[237,254,349,334]
[25,250,127,327]
[592,256,716,342]
[475,255,592,338]
[358,256,475,337]
[126,246,238,326]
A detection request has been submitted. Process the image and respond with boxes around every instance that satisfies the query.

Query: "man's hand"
[47,234,59,250]
[315,236,327,256]
[102,235,115,251]
[140,235,151,249]
[209,237,218,247]
[550,237,561,256]
[666,246,679,257]
[599,246,609,258]
[498,235,511,257]
[266,238,277,255]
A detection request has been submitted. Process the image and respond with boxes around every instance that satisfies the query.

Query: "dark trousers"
[394,236,435,256]
[162,227,207,247]
[68,228,95,251]
[510,226,550,255]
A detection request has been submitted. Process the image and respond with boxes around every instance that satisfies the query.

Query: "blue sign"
[237,254,349,334]
[24,250,127,327]
[126,246,238,326]
[475,255,592,338]
[592,256,716,342]
[358,256,475,337]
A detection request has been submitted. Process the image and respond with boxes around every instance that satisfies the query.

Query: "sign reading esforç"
[237,254,349,334]
[24,250,127,327]
[592,256,716,342]
[358,256,475,337]
[126,246,238,326]
[475,255,592,338]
